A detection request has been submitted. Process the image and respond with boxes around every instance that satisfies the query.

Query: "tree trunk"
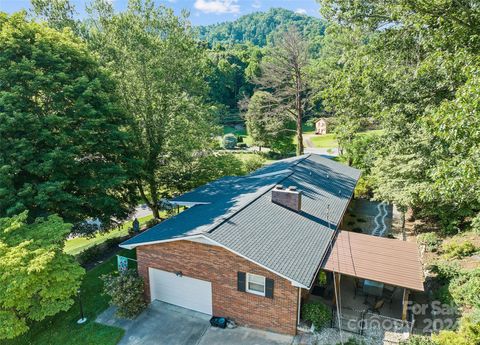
[137,180,161,219]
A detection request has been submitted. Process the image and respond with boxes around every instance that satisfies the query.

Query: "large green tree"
[0,212,85,339]
[316,0,480,231]
[244,90,295,154]
[0,13,136,231]
[86,0,216,218]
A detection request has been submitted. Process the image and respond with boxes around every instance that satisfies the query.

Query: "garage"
[148,268,213,315]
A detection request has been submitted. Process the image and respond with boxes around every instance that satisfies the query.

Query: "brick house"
[121,154,424,335]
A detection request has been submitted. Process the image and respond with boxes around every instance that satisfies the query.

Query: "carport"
[322,230,424,320]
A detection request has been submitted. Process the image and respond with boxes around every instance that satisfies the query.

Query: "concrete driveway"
[96,301,294,345]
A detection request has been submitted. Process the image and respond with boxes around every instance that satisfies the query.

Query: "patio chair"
[383,285,396,305]
[353,279,364,299]
[368,299,385,314]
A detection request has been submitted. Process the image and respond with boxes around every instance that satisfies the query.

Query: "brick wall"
[137,240,299,335]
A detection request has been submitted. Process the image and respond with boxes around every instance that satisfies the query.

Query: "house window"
[246,273,266,296]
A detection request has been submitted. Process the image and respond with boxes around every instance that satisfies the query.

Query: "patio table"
[363,280,384,306]
[363,280,384,296]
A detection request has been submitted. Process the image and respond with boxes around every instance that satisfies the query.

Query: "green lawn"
[223,125,254,146]
[65,215,153,255]
[309,129,384,149]
[6,249,136,345]
[309,133,338,148]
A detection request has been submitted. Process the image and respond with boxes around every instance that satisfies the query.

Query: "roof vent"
[272,185,302,212]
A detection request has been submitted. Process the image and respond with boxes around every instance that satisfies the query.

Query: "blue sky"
[0,0,321,26]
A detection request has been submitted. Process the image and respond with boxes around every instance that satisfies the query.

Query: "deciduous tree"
[0,212,85,339]
[86,0,216,218]
[0,13,136,230]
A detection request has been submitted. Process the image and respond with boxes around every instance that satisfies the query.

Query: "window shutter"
[237,272,246,292]
[265,278,274,298]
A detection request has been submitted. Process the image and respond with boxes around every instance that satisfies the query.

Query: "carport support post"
[402,288,410,321]
[332,272,341,306]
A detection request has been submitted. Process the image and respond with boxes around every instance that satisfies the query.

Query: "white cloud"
[252,0,261,9]
[295,8,307,15]
[194,0,240,14]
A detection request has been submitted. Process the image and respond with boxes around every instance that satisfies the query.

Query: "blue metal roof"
[121,154,361,288]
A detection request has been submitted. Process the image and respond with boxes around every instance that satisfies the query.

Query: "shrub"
[442,240,477,259]
[449,268,480,308]
[146,218,161,229]
[433,316,480,345]
[429,260,461,281]
[471,213,480,234]
[222,133,237,149]
[317,271,327,287]
[102,270,146,319]
[354,176,373,199]
[433,284,454,306]
[75,236,129,266]
[301,301,331,330]
[243,154,265,173]
[418,232,441,252]
[400,335,436,345]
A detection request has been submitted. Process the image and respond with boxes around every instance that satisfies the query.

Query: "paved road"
[132,205,153,219]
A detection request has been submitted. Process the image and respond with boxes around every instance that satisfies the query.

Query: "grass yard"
[309,133,338,148]
[65,214,153,255]
[309,129,384,149]
[5,249,137,345]
[223,125,254,146]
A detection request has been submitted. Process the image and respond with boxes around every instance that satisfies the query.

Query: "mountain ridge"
[198,8,325,47]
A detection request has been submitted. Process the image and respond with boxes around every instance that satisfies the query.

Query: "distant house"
[121,154,424,336]
[315,118,328,135]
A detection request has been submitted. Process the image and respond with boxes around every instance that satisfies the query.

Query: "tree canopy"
[85,0,217,218]
[315,0,480,231]
[0,12,136,229]
[0,212,85,339]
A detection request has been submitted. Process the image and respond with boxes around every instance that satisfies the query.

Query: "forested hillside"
[198,8,325,47]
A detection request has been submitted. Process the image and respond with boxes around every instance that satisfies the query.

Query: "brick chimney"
[271,185,302,212]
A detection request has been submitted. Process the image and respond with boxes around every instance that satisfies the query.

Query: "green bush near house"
[317,271,328,287]
[433,316,480,345]
[102,270,146,319]
[449,269,480,309]
[301,301,331,330]
[75,236,130,266]
[418,232,441,252]
[400,335,436,345]
[442,240,477,259]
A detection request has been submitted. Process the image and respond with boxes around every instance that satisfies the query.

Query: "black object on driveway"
[210,316,227,328]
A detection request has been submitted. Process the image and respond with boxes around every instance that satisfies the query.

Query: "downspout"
[297,287,302,326]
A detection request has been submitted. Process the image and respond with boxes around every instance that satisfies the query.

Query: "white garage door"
[148,268,213,315]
